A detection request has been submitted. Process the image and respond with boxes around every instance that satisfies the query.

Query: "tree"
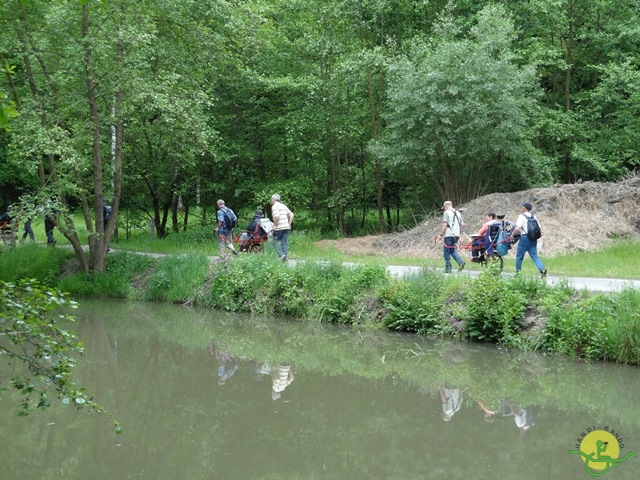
[377,5,541,204]
[0,279,120,432]
[573,61,640,178]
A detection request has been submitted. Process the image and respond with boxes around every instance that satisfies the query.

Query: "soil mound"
[316,177,640,259]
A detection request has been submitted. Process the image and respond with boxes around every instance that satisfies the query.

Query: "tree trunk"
[82,4,108,272]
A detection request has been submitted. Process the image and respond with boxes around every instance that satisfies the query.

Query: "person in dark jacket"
[239,210,267,252]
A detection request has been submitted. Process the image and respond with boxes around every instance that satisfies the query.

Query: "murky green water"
[1,299,639,479]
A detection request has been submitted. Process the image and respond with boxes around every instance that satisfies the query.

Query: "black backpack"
[222,207,237,229]
[526,214,542,241]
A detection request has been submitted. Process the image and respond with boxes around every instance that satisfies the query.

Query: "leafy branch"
[0,279,121,433]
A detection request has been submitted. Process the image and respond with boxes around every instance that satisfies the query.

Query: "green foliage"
[145,253,210,302]
[311,263,388,324]
[543,289,640,364]
[0,279,119,432]
[464,264,527,342]
[0,244,72,286]
[378,274,450,335]
[206,257,388,324]
[379,5,541,203]
[57,252,156,299]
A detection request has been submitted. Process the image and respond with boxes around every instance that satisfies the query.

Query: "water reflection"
[1,299,639,480]
[210,339,238,385]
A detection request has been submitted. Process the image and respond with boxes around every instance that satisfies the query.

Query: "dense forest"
[1,0,639,270]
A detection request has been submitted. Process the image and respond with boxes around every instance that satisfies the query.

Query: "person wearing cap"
[215,199,238,257]
[436,200,465,273]
[270,194,294,262]
[510,202,547,276]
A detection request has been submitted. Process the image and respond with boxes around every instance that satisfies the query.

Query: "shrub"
[464,264,526,342]
[145,253,210,302]
[543,289,640,364]
[311,263,388,324]
[58,252,156,298]
[379,274,446,334]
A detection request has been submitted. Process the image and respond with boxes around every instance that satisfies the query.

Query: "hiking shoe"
[458,261,466,272]
[279,255,287,262]
[541,269,547,277]
[232,249,238,256]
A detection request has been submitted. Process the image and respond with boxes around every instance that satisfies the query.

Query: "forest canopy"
[1,0,639,254]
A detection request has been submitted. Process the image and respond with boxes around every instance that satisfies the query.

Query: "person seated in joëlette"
[238,210,267,251]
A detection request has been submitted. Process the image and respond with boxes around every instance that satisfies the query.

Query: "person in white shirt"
[509,202,547,277]
[270,194,294,262]
[436,201,465,273]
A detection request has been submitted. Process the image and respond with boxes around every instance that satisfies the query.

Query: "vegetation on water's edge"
[2,244,640,366]
[9,216,640,280]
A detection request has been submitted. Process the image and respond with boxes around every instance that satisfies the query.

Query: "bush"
[379,274,448,334]
[58,252,156,298]
[311,263,388,324]
[543,288,640,364]
[145,253,210,302]
[464,264,526,342]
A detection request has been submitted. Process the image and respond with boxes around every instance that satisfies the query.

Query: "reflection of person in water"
[476,398,513,423]
[440,386,466,421]
[477,400,498,423]
[509,402,540,433]
[252,360,272,381]
[272,364,294,400]
[209,339,238,385]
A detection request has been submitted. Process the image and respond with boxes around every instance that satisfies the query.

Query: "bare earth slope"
[316,178,640,259]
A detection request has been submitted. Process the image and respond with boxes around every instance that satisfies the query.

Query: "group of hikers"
[0,198,112,248]
[214,194,294,261]
[3,193,546,276]
[437,200,546,276]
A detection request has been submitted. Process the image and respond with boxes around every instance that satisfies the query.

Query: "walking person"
[510,202,547,277]
[215,199,238,258]
[103,199,112,252]
[21,218,35,243]
[436,201,465,273]
[44,211,57,246]
[270,194,294,262]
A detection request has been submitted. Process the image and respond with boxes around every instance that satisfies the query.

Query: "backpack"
[526,214,542,241]
[446,209,462,236]
[222,207,237,229]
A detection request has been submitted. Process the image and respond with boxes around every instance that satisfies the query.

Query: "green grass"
[4,211,640,280]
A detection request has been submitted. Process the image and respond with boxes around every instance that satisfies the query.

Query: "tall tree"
[377,5,541,204]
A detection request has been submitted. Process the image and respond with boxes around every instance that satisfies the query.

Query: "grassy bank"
[11,216,640,278]
[1,243,640,366]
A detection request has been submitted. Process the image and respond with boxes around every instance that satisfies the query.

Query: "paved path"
[383,264,640,292]
[108,249,639,293]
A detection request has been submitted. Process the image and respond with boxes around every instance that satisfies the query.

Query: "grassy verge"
[2,244,640,366]
[9,210,640,279]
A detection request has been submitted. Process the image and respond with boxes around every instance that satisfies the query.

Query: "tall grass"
[540,239,640,279]
[0,243,72,285]
[145,253,210,302]
[57,252,157,298]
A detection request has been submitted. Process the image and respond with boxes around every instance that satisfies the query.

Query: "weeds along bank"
[2,244,640,366]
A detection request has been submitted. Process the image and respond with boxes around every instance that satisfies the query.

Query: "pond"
[1,299,639,479]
